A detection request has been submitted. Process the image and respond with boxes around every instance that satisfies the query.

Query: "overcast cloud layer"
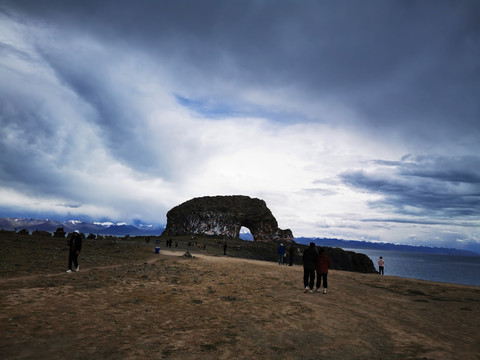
[1,0,479,252]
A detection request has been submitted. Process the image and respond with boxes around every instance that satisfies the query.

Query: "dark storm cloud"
[0,38,94,199]
[361,217,479,227]
[1,0,480,248]
[0,93,67,195]
[341,155,480,218]
[37,51,161,173]
[5,0,480,142]
[398,155,480,184]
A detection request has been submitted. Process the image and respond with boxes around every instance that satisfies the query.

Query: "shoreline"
[165,248,480,289]
[342,247,480,287]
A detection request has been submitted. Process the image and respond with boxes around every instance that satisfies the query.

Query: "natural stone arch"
[162,195,294,242]
[239,226,253,240]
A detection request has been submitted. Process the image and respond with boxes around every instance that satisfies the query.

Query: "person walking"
[315,247,331,294]
[278,243,285,265]
[302,242,318,293]
[67,230,82,273]
[378,256,385,275]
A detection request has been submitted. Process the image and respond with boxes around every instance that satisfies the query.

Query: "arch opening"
[239,226,253,241]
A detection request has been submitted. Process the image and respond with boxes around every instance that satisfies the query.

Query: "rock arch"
[161,195,293,241]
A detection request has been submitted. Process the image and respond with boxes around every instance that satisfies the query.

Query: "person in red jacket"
[315,247,331,294]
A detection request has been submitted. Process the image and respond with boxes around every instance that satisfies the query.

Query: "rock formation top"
[162,195,294,241]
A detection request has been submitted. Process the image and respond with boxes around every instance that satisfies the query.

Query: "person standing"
[315,248,331,294]
[278,243,285,265]
[67,230,82,273]
[378,256,385,275]
[288,244,294,266]
[302,242,318,293]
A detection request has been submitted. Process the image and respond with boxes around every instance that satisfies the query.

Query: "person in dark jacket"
[302,242,318,293]
[315,247,332,294]
[288,245,294,266]
[67,231,82,273]
[278,243,285,265]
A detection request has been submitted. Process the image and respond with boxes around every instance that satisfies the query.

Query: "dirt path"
[1,248,479,359]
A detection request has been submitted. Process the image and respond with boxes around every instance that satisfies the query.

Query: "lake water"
[343,248,480,287]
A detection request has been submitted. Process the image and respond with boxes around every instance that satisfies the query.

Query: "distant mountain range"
[238,233,479,256]
[0,217,165,236]
[2,217,478,256]
[294,237,480,257]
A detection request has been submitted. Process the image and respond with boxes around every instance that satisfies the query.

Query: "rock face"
[162,195,294,241]
[325,247,376,273]
[53,227,66,238]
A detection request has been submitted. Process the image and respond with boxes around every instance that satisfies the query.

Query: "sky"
[1,0,479,252]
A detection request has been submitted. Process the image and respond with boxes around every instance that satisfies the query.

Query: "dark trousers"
[316,272,328,289]
[379,266,384,275]
[303,268,315,289]
[68,251,79,270]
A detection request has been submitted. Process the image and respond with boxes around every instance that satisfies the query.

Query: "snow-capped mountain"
[0,217,165,236]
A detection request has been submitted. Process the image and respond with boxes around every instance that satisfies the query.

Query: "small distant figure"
[66,230,82,273]
[175,241,178,248]
[288,245,294,266]
[303,243,318,293]
[378,256,385,275]
[315,248,331,294]
[278,243,285,265]
[223,241,227,255]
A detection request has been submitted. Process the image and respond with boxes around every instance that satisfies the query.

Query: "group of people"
[165,238,178,248]
[65,233,385,283]
[277,243,295,266]
[302,242,331,294]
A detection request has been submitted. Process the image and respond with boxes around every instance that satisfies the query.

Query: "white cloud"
[1,3,479,252]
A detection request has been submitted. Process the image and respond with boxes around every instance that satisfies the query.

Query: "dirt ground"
[1,236,480,359]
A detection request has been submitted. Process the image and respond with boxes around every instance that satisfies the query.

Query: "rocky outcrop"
[162,195,293,241]
[325,247,376,273]
[53,227,66,238]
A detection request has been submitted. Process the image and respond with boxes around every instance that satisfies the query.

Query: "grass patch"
[200,343,217,351]
[408,289,426,296]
